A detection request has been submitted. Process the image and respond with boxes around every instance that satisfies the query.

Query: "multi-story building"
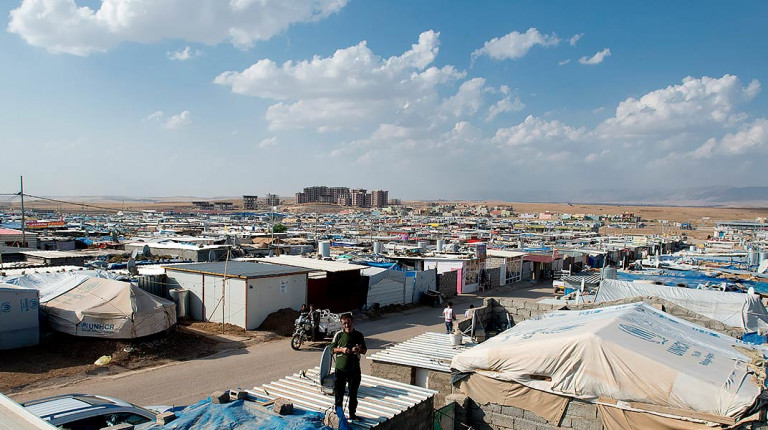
[371,190,388,208]
[350,189,370,208]
[243,195,258,210]
[266,194,280,207]
[295,185,386,208]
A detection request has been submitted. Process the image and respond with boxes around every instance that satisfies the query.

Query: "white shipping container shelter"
[0,284,39,350]
[164,262,309,330]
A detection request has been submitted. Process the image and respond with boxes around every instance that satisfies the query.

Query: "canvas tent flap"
[597,405,713,430]
[41,277,176,338]
[595,279,768,332]
[450,302,765,419]
[457,373,569,424]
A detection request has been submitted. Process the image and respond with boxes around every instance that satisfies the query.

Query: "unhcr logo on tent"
[80,323,116,333]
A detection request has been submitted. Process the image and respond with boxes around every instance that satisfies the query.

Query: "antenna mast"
[20,176,26,247]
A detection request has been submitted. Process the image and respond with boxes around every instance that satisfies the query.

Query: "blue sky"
[1,0,767,201]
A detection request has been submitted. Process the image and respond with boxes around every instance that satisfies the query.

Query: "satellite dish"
[142,245,151,257]
[748,287,756,296]
[318,345,334,394]
[127,258,138,275]
[131,249,139,259]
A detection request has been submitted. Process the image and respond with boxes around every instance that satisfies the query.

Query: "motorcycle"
[290,309,343,350]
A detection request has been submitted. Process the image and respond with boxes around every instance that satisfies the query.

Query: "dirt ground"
[0,309,300,395]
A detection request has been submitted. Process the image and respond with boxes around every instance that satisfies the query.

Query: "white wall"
[166,271,204,321]
[247,274,306,330]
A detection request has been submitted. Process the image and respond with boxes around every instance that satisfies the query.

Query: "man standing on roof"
[443,301,456,333]
[331,313,367,421]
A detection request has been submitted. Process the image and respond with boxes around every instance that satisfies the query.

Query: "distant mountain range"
[555,186,768,207]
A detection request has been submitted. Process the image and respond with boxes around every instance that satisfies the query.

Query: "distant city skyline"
[1,1,767,200]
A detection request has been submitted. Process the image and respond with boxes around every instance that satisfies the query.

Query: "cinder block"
[489,411,515,428]
[522,409,547,423]
[565,401,597,419]
[156,411,177,425]
[273,397,294,415]
[324,410,340,428]
[511,417,541,430]
[229,389,247,401]
[569,416,601,430]
[500,405,525,418]
[210,391,229,404]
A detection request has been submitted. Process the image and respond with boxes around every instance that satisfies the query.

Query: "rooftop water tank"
[436,239,445,253]
[168,288,189,319]
[373,241,382,255]
[319,241,331,258]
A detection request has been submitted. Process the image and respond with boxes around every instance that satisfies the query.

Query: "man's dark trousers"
[334,368,361,415]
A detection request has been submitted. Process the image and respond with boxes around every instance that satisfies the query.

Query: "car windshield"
[73,395,157,416]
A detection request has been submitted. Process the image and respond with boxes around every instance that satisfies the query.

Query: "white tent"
[2,273,176,339]
[596,279,768,332]
[451,302,767,426]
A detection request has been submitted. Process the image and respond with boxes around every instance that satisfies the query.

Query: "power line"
[20,193,138,213]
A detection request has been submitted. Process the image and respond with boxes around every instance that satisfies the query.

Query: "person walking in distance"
[331,313,367,421]
[443,302,456,333]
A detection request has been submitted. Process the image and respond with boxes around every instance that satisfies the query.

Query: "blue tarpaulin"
[144,398,332,430]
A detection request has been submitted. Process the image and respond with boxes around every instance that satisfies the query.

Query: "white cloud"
[578,48,611,65]
[718,119,768,155]
[569,33,583,46]
[164,111,191,129]
[144,111,164,122]
[599,75,760,139]
[439,78,487,119]
[258,136,279,147]
[8,0,348,55]
[487,95,524,121]
[558,59,570,66]
[492,115,585,147]
[167,46,202,61]
[471,28,560,62]
[215,30,470,132]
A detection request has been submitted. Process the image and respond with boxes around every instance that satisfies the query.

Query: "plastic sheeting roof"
[596,279,768,332]
[451,302,767,420]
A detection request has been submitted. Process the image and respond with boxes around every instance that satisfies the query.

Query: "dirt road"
[9,284,550,407]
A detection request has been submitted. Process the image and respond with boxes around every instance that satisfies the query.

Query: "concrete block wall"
[370,361,460,408]
[437,270,458,298]
[463,296,742,339]
[486,267,501,289]
[370,362,412,385]
[464,398,602,430]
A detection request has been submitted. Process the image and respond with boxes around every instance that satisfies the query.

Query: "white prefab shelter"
[451,302,767,428]
[0,284,39,350]
[164,261,310,330]
[596,279,768,332]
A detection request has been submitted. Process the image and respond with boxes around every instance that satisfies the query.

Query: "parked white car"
[22,393,165,429]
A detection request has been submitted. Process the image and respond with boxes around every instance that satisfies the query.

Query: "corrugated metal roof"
[368,332,475,372]
[256,255,368,273]
[163,261,311,279]
[562,274,602,285]
[248,366,436,429]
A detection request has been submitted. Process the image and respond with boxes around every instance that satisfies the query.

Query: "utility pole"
[20,176,26,248]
